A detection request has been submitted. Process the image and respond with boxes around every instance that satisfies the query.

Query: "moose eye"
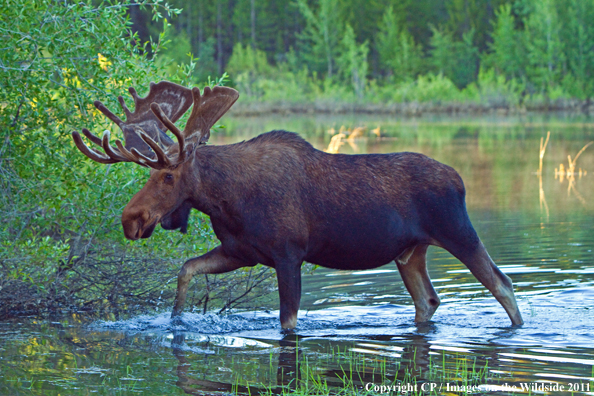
[164,173,174,184]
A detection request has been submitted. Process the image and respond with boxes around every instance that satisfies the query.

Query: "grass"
[555,141,593,182]
[537,133,594,206]
[244,344,495,396]
[538,131,594,215]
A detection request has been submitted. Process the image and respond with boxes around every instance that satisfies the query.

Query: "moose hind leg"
[444,235,524,326]
[396,244,440,323]
[172,245,250,317]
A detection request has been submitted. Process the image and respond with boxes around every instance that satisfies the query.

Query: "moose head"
[72,81,239,240]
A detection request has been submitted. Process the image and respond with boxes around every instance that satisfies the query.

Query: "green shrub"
[0,0,275,317]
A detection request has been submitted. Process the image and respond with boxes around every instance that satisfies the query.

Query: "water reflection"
[155,314,594,395]
[82,284,594,392]
[2,278,594,394]
[171,331,303,395]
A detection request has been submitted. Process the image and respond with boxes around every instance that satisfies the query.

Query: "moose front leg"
[172,246,250,317]
[275,260,302,330]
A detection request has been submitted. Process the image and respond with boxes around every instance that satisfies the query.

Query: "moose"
[72,81,524,329]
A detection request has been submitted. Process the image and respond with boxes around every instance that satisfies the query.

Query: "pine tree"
[430,26,479,89]
[558,0,594,97]
[445,0,507,52]
[337,24,369,98]
[522,0,565,92]
[488,4,524,80]
[295,0,343,79]
[376,6,422,81]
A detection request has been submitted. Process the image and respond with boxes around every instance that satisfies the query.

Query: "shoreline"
[229,99,594,117]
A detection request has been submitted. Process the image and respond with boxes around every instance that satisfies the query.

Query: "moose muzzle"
[121,207,160,240]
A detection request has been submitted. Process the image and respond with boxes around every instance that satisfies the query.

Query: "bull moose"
[72,81,524,329]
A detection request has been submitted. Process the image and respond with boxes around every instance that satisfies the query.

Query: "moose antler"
[182,86,240,145]
[72,81,239,169]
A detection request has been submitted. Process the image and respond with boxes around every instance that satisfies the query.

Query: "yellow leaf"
[97,53,112,71]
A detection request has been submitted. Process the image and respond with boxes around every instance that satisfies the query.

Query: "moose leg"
[445,238,524,326]
[275,261,302,330]
[172,246,250,317]
[396,244,440,322]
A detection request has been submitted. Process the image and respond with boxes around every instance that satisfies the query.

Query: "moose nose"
[139,220,157,238]
[134,224,143,240]
[122,218,142,240]
[122,209,146,240]
[122,209,159,240]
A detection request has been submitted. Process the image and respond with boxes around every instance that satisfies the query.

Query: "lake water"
[2,113,594,395]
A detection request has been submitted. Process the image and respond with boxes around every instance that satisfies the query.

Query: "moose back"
[73,81,523,329]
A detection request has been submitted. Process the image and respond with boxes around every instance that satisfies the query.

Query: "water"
[2,114,594,395]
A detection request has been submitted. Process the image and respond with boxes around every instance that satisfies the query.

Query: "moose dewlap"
[72,81,524,329]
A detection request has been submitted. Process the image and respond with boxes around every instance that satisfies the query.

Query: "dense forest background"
[131,0,594,108]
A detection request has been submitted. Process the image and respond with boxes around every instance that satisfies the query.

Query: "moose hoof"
[413,298,440,323]
[170,312,184,326]
[280,312,298,330]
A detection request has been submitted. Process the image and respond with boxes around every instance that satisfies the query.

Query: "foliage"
[0,0,275,318]
[486,4,524,80]
[444,0,508,52]
[227,42,272,76]
[142,0,594,106]
[376,6,423,81]
[466,67,525,107]
[522,0,564,93]
[294,0,343,79]
[558,0,594,98]
[1,0,164,275]
[430,27,479,89]
[393,73,463,103]
[157,27,219,84]
[337,25,369,99]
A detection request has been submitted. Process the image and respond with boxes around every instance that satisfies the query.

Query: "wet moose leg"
[275,260,302,330]
[172,246,250,317]
[431,199,524,326]
[456,241,523,325]
[442,232,524,326]
[396,244,441,322]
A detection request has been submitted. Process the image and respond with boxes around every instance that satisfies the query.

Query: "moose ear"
[182,86,239,145]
